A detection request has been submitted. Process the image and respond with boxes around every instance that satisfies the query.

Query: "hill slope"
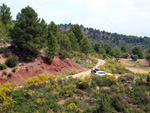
[59,23,150,50]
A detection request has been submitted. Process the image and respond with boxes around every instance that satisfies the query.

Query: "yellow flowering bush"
[106,76,117,83]
[71,70,77,75]
[98,59,126,74]
[36,98,45,105]
[67,103,77,110]
[128,85,132,91]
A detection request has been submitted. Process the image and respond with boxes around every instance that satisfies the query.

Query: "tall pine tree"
[71,24,83,43]
[48,21,59,37]
[45,32,57,63]
[68,31,79,51]
[39,18,48,47]
[81,37,91,54]
[60,34,72,58]
[0,3,12,26]
[10,6,42,61]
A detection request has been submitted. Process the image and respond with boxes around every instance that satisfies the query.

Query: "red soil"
[0,56,86,85]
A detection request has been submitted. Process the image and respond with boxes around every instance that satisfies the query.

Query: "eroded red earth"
[0,56,86,85]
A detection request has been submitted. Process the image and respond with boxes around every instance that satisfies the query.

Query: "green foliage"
[3,71,7,75]
[121,53,128,58]
[111,95,124,112]
[121,44,127,53]
[0,3,12,25]
[68,31,79,51]
[145,48,150,66]
[12,68,17,73]
[39,18,48,47]
[111,48,122,61]
[0,63,7,70]
[48,21,59,37]
[8,73,12,77]
[80,37,91,54]
[45,32,57,63]
[71,24,83,43]
[59,34,72,58]
[4,53,10,58]
[131,54,138,61]
[94,43,100,53]
[10,6,43,61]
[147,74,150,82]
[98,48,106,56]
[132,46,143,59]
[6,55,18,67]
[0,48,3,53]
[103,43,112,55]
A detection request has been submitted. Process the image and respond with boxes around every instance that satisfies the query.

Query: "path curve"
[70,59,106,78]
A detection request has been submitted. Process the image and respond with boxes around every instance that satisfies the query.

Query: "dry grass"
[119,58,150,73]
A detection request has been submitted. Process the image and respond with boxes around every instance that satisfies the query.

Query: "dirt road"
[70,59,105,78]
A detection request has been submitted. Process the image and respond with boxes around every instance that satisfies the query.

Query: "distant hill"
[58,23,150,51]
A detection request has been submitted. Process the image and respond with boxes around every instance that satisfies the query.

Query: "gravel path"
[70,59,106,78]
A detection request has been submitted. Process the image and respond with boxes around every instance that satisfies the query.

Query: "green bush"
[76,59,80,64]
[8,73,13,77]
[0,63,7,70]
[147,74,150,82]
[121,53,128,58]
[4,53,10,58]
[0,48,3,53]
[6,55,18,67]
[136,79,145,86]
[131,54,138,61]
[3,71,7,75]
[12,68,17,73]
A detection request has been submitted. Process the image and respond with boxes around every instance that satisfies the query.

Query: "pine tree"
[80,37,91,54]
[39,18,48,47]
[48,21,59,37]
[71,24,83,43]
[45,32,57,63]
[68,31,79,51]
[10,6,42,61]
[0,3,12,26]
[60,34,72,58]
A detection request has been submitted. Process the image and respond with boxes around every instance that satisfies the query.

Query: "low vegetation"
[0,60,149,113]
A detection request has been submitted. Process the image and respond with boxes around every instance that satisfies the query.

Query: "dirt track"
[70,59,106,78]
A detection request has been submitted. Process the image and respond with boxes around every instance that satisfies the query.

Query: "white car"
[95,71,112,76]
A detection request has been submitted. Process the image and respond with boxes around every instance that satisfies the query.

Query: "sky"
[1,0,150,37]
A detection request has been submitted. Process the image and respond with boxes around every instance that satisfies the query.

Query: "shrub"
[0,48,3,53]
[6,55,18,67]
[8,73,13,77]
[147,74,150,82]
[131,54,138,61]
[4,53,10,58]
[88,65,93,69]
[71,70,77,75]
[12,68,17,73]
[0,63,7,70]
[136,78,145,86]
[121,53,128,58]
[3,71,7,75]
[76,59,80,64]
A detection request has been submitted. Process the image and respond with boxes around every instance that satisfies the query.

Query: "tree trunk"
[149,60,150,66]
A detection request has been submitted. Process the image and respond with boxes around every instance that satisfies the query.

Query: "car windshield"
[98,72,105,74]
[95,68,101,71]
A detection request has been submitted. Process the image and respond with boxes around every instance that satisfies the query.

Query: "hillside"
[59,23,150,51]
